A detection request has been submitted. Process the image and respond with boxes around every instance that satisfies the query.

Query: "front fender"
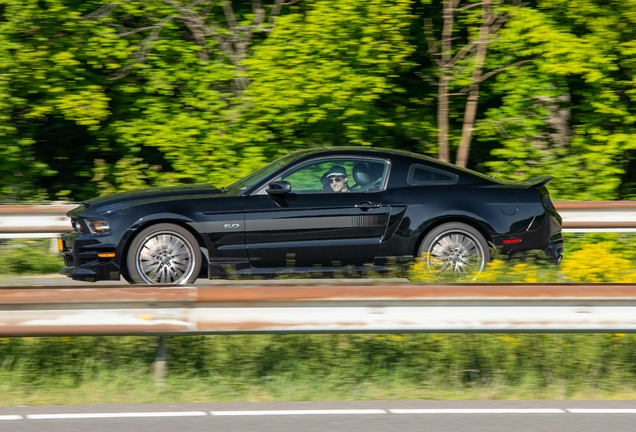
[129,212,195,230]
[117,213,212,276]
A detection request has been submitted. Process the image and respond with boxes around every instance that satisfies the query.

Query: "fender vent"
[353,215,379,227]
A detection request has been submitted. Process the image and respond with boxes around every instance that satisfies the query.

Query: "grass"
[2,333,636,406]
[2,370,636,406]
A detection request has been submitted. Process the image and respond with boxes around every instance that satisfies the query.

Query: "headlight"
[86,219,111,235]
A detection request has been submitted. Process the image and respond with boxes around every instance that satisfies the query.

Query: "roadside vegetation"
[2,332,636,406]
[0,239,63,276]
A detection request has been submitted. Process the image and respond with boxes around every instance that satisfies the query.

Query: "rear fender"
[412,213,496,257]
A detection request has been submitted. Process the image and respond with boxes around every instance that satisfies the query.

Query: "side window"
[407,164,458,185]
[281,158,388,193]
[282,162,327,192]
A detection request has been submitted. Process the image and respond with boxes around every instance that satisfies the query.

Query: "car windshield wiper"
[220,187,228,193]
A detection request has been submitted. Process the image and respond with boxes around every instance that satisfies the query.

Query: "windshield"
[225,153,301,193]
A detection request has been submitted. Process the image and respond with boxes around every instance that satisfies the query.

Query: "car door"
[243,157,390,271]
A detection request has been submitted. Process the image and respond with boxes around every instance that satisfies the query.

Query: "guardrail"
[555,201,636,232]
[2,202,636,239]
[2,283,636,336]
[0,205,76,239]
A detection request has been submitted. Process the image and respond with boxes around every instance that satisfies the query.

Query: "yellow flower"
[561,243,633,282]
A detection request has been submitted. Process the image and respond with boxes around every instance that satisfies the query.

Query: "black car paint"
[59,148,564,282]
[244,190,390,269]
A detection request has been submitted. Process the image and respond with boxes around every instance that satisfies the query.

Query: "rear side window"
[407,164,458,185]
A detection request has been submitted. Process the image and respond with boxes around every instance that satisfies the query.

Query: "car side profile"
[59,147,564,283]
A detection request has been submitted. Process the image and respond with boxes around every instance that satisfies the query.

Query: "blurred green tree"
[476,0,636,200]
[87,0,291,188]
[0,0,117,201]
[3,0,636,203]
[243,0,416,150]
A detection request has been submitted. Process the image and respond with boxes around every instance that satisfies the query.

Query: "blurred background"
[2,0,636,406]
[2,0,635,204]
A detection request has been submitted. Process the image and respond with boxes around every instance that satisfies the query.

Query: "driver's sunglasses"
[328,177,344,183]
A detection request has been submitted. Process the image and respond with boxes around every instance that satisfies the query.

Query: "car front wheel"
[126,223,201,285]
[417,222,490,282]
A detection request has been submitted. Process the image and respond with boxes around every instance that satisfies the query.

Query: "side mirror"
[266,181,291,195]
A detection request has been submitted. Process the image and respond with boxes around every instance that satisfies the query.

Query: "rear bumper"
[544,235,565,265]
[495,211,564,264]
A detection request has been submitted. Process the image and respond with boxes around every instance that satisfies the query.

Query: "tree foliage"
[245,0,415,147]
[1,0,636,202]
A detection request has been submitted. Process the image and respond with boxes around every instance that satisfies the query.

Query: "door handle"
[355,202,382,211]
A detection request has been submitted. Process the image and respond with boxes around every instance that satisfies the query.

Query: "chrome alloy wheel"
[426,229,486,281]
[135,231,195,284]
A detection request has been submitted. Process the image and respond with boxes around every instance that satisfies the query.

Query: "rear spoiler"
[516,176,554,189]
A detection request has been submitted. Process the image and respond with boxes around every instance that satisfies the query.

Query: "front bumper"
[59,263,120,282]
[58,231,123,282]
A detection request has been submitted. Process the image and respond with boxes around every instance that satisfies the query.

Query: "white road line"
[567,409,636,414]
[210,410,387,416]
[389,409,566,414]
[15,408,636,420]
[26,412,208,420]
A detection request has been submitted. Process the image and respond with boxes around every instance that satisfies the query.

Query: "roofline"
[287,146,500,183]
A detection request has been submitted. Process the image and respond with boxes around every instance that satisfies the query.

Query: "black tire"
[126,223,201,285]
[417,222,490,282]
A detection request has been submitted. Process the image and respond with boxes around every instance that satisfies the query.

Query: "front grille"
[63,253,74,266]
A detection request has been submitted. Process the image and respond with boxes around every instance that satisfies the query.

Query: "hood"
[76,184,222,215]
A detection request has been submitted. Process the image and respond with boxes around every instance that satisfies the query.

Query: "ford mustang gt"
[59,147,564,283]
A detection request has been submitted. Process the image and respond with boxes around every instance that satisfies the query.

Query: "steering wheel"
[356,177,382,192]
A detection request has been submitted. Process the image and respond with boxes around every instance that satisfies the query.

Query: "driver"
[324,165,349,192]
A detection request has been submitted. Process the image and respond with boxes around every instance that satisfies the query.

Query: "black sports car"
[59,147,564,284]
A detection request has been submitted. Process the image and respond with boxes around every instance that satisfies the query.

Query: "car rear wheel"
[417,222,490,282]
[126,223,201,285]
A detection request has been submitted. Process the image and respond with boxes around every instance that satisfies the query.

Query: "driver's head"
[325,165,348,192]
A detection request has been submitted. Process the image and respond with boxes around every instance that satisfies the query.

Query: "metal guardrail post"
[153,336,168,385]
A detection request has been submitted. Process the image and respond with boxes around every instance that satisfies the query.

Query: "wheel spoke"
[141,260,159,273]
[167,236,180,254]
[171,265,185,279]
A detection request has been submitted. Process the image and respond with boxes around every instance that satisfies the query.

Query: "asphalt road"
[1,400,635,432]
